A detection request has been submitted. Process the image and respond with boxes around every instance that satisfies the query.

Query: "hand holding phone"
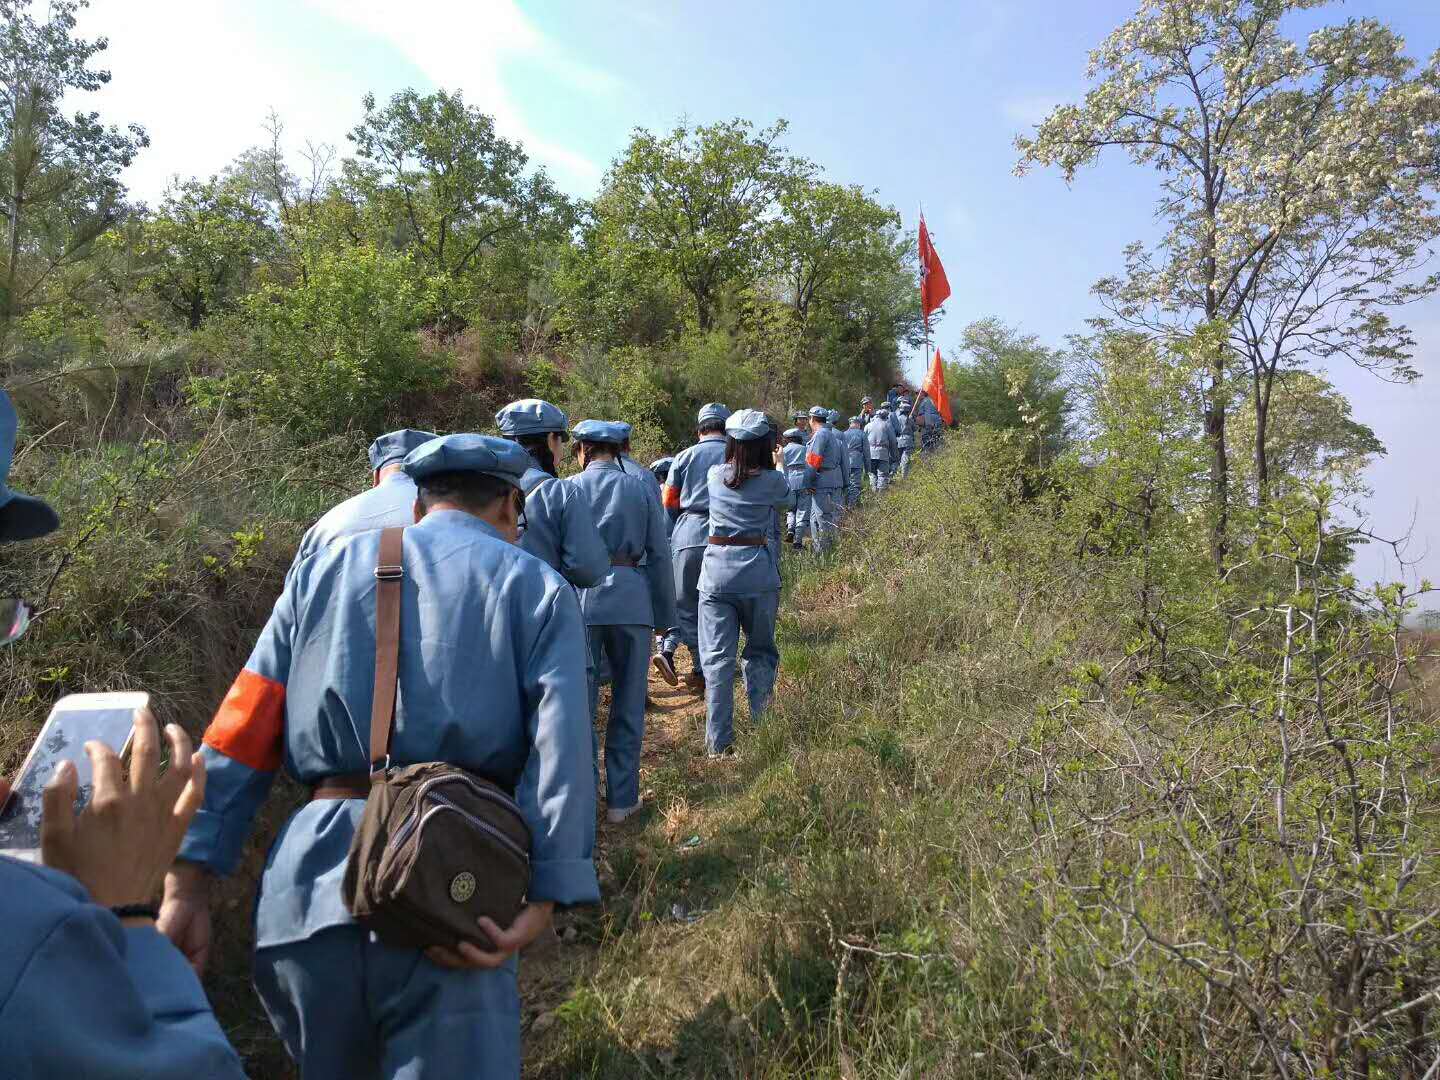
[40,707,207,909]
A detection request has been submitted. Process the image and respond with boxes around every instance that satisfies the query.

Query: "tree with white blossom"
[1016,0,1440,565]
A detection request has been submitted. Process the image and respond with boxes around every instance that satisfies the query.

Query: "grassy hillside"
[523,437,1440,1078]
[4,430,1435,1077]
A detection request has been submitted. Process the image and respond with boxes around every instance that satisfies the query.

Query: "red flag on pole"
[921,347,953,426]
[918,215,951,328]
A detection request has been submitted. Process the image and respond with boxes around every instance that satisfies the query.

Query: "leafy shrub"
[187,248,445,438]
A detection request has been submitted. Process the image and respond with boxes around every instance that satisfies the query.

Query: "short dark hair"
[416,470,514,514]
[578,439,618,462]
[697,419,725,435]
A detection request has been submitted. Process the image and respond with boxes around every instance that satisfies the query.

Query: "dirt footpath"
[518,656,709,1035]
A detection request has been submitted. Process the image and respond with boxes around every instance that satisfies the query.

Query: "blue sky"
[75,0,1440,596]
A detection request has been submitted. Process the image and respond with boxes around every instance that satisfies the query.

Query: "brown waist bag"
[339,527,532,951]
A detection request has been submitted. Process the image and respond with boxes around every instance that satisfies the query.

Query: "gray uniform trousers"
[809,488,840,553]
[788,491,811,545]
[255,927,520,1080]
[698,590,781,753]
[896,448,913,480]
[587,624,651,810]
[870,462,892,493]
[661,544,705,657]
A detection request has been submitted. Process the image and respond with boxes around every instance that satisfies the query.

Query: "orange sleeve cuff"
[204,669,285,772]
[662,483,681,510]
[806,452,824,469]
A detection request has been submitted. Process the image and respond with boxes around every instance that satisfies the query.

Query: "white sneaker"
[605,803,642,825]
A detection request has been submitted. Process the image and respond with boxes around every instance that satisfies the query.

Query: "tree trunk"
[1205,353,1229,571]
[1254,391,1269,505]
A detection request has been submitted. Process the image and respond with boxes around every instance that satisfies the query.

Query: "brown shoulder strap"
[370,526,405,773]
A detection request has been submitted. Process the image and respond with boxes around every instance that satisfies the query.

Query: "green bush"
[187,248,446,439]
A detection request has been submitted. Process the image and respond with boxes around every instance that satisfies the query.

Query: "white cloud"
[70,0,610,203]
[300,0,612,189]
[1001,95,1062,128]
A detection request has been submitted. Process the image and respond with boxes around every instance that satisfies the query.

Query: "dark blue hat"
[571,420,627,445]
[807,406,828,420]
[849,416,863,426]
[369,429,439,471]
[0,392,59,542]
[495,399,570,438]
[401,433,531,488]
[697,402,731,425]
[725,409,771,441]
[782,426,804,441]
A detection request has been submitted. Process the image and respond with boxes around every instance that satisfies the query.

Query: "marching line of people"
[0,381,945,1079]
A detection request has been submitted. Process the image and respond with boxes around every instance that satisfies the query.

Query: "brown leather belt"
[708,534,765,547]
[611,557,639,567]
[311,773,370,800]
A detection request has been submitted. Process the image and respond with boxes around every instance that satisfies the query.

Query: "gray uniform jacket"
[290,473,416,570]
[566,461,676,630]
[802,426,845,491]
[782,443,810,491]
[622,454,663,506]
[866,417,898,462]
[698,467,793,595]
[842,428,867,473]
[894,413,916,449]
[519,462,609,588]
[664,435,728,552]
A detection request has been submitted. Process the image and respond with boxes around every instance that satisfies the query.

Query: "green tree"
[343,88,570,332]
[1,0,146,365]
[1017,0,1440,562]
[948,319,1070,465]
[132,176,274,329]
[188,247,440,438]
[597,118,796,331]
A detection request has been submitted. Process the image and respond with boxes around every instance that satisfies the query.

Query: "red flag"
[921,347,953,426]
[918,215,951,327]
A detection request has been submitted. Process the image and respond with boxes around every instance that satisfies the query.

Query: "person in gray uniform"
[781,428,810,549]
[656,403,730,691]
[290,428,437,570]
[495,399,609,589]
[696,409,793,755]
[801,406,845,553]
[565,421,676,824]
[866,408,898,492]
[894,401,916,481]
[842,417,867,509]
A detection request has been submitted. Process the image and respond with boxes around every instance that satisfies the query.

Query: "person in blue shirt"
[696,410,793,755]
[564,421,676,825]
[781,428,810,549]
[495,399,608,590]
[866,408,898,492]
[0,389,245,1079]
[894,402,917,481]
[291,428,437,570]
[842,417,867,510]
[801,406,845,554]
[656,403,730,691]
[159,433,599,1080]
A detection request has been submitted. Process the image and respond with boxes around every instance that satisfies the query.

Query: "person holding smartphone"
[0,390,245,1078]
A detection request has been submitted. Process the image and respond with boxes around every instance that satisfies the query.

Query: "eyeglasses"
[0,597,32,645]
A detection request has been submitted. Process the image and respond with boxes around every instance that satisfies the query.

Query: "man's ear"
[413,496,425,524]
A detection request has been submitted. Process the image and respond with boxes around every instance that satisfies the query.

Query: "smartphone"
[0,692,150,860]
